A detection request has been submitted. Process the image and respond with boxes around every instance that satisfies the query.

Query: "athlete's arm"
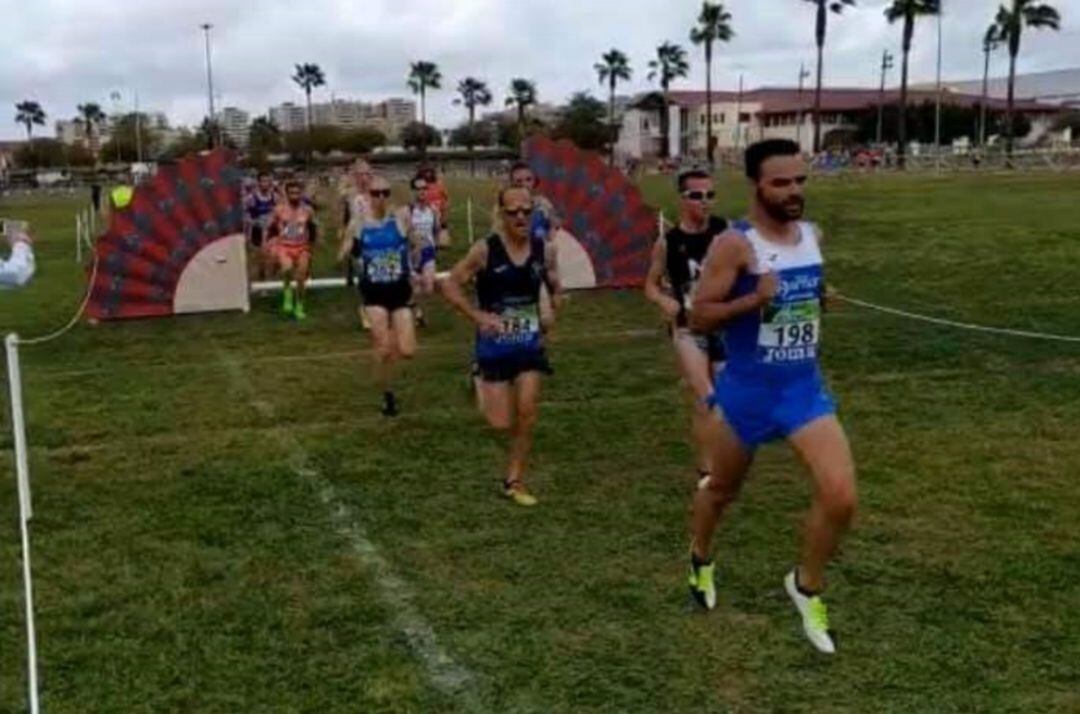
[337,216,359,263]
[644,237,680,322]
[811,224,841,311]
[690,231,777,333]
[442,240,501,334]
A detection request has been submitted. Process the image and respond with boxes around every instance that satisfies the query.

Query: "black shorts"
[671,326,726,364]
[360,282,413,312]
[477,351,552,383]
[250,224,265,247]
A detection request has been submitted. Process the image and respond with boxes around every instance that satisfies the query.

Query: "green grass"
[2,172,1080,713]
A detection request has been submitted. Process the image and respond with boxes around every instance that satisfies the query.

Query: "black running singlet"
[665,215,728,326]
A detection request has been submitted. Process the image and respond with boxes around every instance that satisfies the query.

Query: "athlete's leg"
[477,379,513,430]
[278,252,296,314]
[390,307,417,360]
[672,333,719,479]
[690,414,753,562]
[421,262,437,295]
[365,306,396,390]
[507,371,542,486]
[539,285,554,333]
[787,415,857,593]
[294,251,311,318]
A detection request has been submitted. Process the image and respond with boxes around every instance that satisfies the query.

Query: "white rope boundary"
[17,244,99,347]
[837,295,1080,344]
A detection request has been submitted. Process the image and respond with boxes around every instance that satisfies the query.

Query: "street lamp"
[796,63,812,151]
[200,23,216,149]
[876,50,895,145]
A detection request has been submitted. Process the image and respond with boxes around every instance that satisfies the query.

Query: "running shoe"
[688,556,717,611]
[281,286,295,317]
[502,480,538,507]
[784,569,836,654]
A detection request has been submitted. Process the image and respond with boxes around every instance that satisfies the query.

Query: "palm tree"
[77,102,107,155]
[292,63,326,165]
[994,0,1061,157]
[454,77,493,175]
[407,61,442,156]
[803,0,857,153]
[14,101,46,141]
[647,42,690,160]
[690,2,735,168]
[980,25,1002,147]
[595,49,633,164]
[885,0,940,169]
[505,78,538,150]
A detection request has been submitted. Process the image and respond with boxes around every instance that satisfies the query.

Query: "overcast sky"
[3,0,1078,140]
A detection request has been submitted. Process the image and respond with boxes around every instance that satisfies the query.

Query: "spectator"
[0,221,35,289]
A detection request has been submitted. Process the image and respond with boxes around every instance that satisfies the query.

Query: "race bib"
[366,250,404,283]
[496,304,541,345]
[758,299,820,364]
[282,221,307,244]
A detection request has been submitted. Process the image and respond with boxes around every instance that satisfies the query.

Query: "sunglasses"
[502,207,533,218]
[369,189,391,198]
[682,190,716,201]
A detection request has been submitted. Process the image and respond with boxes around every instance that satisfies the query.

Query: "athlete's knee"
[485,410,512,432]
[701,472,741,504]
[818,470,857,525]
[398,341,416,360]
[516,402,538,431]
[374,341,394,362]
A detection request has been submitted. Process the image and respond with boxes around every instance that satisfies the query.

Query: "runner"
[644,169,727,487]
[442,186,561,507]
[338,175,419,417]
[687,139,856,655]
[341,159,375,327]
[244,171,279,281]
[267,180,317,320]
[420,165,452,247]
[409,175,441,326]
[508,161,560,330]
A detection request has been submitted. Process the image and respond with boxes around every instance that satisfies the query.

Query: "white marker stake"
[467,198,475,244]
[5,334,41,714]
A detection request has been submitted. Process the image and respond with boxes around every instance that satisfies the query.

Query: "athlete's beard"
[757,189,805,223]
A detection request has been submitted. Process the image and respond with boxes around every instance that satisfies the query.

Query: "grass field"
[2,171,1079,713]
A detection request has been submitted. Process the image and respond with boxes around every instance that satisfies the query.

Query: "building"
[219,107,251,147]
[56,118,111,148]
[617,86,1062,160]
[268,98,417,142]
[924,67,1080,108]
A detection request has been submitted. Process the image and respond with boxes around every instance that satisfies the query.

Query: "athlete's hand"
[660,297,682,322]
[755,272,779,305]
[822,284,841,312]
[475,312,504,336]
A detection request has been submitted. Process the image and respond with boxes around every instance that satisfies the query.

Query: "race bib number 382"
[758,300,820,364]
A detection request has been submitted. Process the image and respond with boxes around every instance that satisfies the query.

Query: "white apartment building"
[269,98,416,141]
[219,107,251,147]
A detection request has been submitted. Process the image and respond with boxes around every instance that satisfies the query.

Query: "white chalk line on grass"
[30,327,663,380]
[215,347,484,709]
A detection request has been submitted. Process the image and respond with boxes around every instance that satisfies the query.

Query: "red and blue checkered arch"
[523,136,657,289]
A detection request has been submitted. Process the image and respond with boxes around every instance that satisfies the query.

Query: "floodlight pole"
[796,63,811,151]
[934,4,943,172]
[201,23,217,149]
[877,50,894,146]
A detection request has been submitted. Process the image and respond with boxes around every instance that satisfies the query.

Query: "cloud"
[2,0,1076,139]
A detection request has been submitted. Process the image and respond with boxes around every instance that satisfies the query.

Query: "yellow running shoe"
[688,555,717,611]
[502,480,538,507]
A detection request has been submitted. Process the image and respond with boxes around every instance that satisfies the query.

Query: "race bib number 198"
[758,300,820,364]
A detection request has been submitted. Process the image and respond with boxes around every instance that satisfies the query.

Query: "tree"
[160,129,204,162]
[980,25,1003,147]
[594,49,633,164]
[248,116,283,155]
[407,61,442,156]
[341,127,387,155]
[14,139,66,169]
[14,101,46,141]
[454,77,493,175]
[505,79,538,150]
[647,42,690,159]
[690,2,735,167]
[885,0,940,169]
[993,0,1061,157]
[401,122,443,151]
[449,121,495,149]
[552,92,610,152]
[77,102,107,155]
[292,62,326,166]
[100,113,162,162]
[497,117,546,150]
[803,0,857,153]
